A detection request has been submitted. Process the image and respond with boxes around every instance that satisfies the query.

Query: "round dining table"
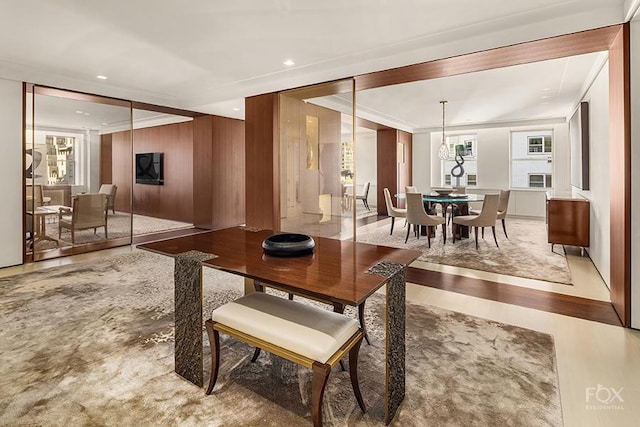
[396,193,484,238]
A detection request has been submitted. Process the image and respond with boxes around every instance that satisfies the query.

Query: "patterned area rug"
[33,212,192,251]
[357,217,572,285]
[0,251,563,426]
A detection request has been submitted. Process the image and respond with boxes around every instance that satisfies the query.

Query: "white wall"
[574,61,610,288]
[419,122,570,218]
[0,78,24,268]
[630,19,640,329]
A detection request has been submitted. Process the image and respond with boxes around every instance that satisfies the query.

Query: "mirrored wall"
[25,86,133,260]
[278,79,357,239]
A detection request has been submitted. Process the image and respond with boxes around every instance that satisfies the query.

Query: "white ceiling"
[0,1,634,130]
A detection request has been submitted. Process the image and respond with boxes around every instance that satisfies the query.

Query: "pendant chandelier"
[438,100,449,160]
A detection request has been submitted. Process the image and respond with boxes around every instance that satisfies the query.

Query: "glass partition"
[25,86,133,260]
[279,79,356,239]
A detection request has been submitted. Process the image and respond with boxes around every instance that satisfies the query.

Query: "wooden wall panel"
[192,116,214,228]
[211,115,245,228]
[608,24,631,326]
[376,129,398,215]
[110,122,193,223]
[100,134,112,184]
[193,115,245,229]
[245,93,280,230]
[356,25,621,91]
[132,122,193,223]
[111,130,132,213]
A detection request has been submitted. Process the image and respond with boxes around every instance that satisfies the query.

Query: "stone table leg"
[367,261,406,425]
[174,251,216,387]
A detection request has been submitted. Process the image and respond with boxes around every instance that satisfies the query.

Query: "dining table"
[396,193,485,238]
[138,226,421,425]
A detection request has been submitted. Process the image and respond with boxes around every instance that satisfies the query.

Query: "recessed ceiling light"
[232,107,240,111]
[101,122,108,126]
[75,110,83,114]
[283,59,295,67]
[542,87,551,91]
[541,95,550,99]
[96,75,108,80]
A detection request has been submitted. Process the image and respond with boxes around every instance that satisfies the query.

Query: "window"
[441,134,477,187]
[529,174,552,188]
[45,135,76,185]
[528,136,552,154]
[511,130,553,188]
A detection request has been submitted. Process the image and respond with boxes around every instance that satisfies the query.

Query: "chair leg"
[481,227,485,239]
[390,217,395,235]
[250,347,261,363]
[349,336,366,413]
[441,223,447,244]
[205,320,220,395]
[452,223,456,244]
[311,362,331,427]
[502,219,508,239]
[492,226,499,248]
[358,302,371,345]
[405,224,411,243]
[427,229,431,248]
[288,293,294,300]
[474,227,479,250]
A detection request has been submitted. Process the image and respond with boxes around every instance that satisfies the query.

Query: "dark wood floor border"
[406,267,622,326]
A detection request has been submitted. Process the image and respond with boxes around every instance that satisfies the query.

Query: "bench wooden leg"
[205,319,220,395]
[349,335,366,413]
[357,302,371,345]
[251,347,261,363]
[311,361,331,427]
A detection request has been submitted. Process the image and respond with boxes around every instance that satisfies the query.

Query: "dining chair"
[452,193,500,249]
[405,192,446,248]
[355,182,371,210]
[99,184,118,214]
[405,186,418,194]
[470,189,511,239]
[447,186,466,224]
[383,188,407,235]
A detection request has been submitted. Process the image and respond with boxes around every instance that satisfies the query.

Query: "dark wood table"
[138,227,421,425]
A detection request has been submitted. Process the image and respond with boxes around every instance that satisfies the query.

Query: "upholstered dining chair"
[405,185,418,194]
[355,182,371,210]
[470,189,511,239]
[98,184,118,214]
[383,188,407,235]
[452,193,500,249]
[58,193,108,244]
[405,192,446,248]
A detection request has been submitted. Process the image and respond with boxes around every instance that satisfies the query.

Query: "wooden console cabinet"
[546,191,590,251]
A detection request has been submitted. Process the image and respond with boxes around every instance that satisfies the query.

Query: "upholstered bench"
[205,292,366,426]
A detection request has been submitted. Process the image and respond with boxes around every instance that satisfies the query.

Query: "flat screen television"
[135,152,164,185]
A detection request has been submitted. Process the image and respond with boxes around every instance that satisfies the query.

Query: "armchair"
[59,193,108,244]
[99,184,118,214]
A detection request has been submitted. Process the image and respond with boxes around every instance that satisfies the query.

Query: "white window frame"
[467,174,477,186]
[528,173,552,188]
[528,135,552,154]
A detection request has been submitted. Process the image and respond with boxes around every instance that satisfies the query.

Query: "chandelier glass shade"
[438,100,449,160]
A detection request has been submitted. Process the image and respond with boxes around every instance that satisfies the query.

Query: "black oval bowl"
[262,233,315,257]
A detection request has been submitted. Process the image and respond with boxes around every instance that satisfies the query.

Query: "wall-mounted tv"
[569,101,590,190]
[135,152,164,185]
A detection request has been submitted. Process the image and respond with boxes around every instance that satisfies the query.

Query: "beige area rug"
[356,217,573,285]
[34,212,192,250]
[0,251,562,426]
